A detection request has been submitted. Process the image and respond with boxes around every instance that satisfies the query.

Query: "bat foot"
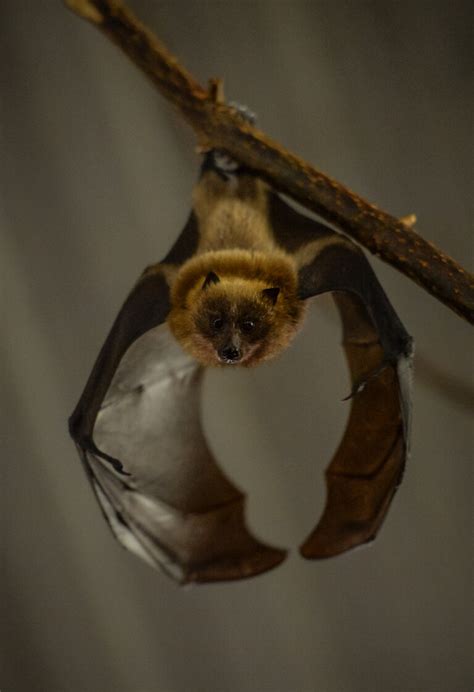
[200,101,256,179]
[228,101,257,125]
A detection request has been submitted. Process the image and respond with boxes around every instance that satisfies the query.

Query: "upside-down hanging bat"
[69,147,413,584]
[168,161,306,367]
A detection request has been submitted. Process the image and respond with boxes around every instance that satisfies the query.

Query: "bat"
[69,149,413,584]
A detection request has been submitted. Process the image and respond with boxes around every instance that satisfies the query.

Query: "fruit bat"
[69,150,413,584]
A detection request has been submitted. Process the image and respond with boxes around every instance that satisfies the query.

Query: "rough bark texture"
[65,0,474,324]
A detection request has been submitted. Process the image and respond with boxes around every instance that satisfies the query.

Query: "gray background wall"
[1,2,472,691]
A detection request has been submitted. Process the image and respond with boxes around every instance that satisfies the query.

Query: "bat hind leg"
[202,101,256,179]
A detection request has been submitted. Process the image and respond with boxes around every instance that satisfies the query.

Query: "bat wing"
[269,193,413,558]
[69,214,285,583]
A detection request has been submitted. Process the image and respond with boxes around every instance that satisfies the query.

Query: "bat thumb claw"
[341,360,390,401]
[86,439,131,476]
[342,381,366,401]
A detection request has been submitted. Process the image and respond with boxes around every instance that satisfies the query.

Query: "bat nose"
[219,346,241,363]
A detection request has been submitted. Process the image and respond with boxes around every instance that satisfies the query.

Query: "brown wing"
[69,214,285,583]
[268,192,413,558]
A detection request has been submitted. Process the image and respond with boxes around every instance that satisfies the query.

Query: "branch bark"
[66,0,474,324]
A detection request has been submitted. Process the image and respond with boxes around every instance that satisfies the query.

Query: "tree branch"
[66,0,474,324]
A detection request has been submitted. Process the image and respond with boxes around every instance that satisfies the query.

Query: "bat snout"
[218,345,242,363]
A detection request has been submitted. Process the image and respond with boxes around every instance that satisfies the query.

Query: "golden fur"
[168,170,307,367]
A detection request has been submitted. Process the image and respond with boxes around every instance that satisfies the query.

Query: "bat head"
[168,251,306,367]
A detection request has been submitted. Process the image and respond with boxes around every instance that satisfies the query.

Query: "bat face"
[192,279,276,366]
[168,268,306,367]
[167,245,306,368]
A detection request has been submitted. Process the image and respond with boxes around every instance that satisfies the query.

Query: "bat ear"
[202,271,220,290]
[261,287,280,305]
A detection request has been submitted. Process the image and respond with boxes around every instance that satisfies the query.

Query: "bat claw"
[228,101,257,125]
[85,439,131,476]
[341,360,390,401]
[342,381,366,401]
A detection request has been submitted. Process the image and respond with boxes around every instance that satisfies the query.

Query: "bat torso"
[167,167,306,367]
[192,169,278,255]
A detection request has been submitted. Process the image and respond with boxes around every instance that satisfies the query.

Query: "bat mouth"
[217,344,261,366]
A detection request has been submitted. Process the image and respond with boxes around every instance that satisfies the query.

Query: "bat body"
[168,166,306,366]
[69,151,413,584]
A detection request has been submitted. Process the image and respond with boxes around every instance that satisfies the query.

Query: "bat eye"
[241,320,255,333]
[212,317,224,330]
